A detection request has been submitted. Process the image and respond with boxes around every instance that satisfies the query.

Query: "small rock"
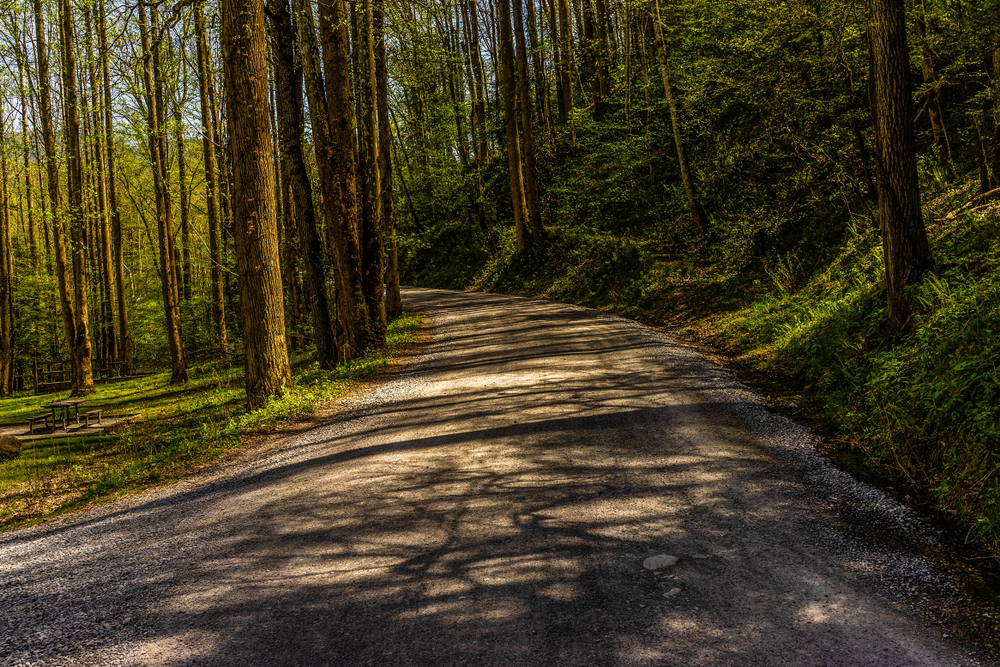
[664,588,681,598]
[643,554,678,571]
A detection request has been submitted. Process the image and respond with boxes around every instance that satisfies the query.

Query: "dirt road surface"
[0,288,990,666]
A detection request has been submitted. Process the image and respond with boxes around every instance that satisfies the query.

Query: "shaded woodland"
[0,0,999,551]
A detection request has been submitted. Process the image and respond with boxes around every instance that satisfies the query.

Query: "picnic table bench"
[26,413,52,435]
[81,409,103,427]
[40,399,87,430]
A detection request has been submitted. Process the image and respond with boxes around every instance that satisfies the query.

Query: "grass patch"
[0,310,422,531]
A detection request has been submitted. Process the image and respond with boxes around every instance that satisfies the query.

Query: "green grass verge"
[0,310,422,530]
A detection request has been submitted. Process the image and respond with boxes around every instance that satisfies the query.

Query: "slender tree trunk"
[173,33,192,303]
[357,0,386,349]
[468,0,490,166]
[911,0,951,169]
[525,0,552,139]
[0,113,11,396]
[34,0,79,384]
[513,0,544,240]
[652,1,707,234]
[139,0,187,383]
[498,0,530,250]
[60,0,96,395]
[869,0,934,332]
[85,5,117,364]
[558,0,574,126]
[268,0,337,368]
[14,25,37,270]
[377,0,403,321]
[221,0,292,409]
[97,0,131,373]
[194,1,228,356]
[315,0,372,359]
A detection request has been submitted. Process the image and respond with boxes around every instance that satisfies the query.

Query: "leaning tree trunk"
[221,0,292,410]
[869,0,934,332]
[652,0,707,235]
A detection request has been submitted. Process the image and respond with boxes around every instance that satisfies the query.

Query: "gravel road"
[0,287,991,666]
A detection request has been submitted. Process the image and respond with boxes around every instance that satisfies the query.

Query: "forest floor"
[0,287,994,666]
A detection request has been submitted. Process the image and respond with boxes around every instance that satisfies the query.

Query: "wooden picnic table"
[41,399,87,430]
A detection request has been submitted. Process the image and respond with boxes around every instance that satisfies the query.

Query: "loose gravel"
[0,287,994,666]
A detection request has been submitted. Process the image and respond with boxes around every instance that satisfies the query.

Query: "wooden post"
[32,358,38,393]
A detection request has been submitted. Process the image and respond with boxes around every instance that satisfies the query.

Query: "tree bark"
[268,0,337,369]
[194,1,228,357]
[868,0,934,332]
[60,0,96,395]
[513,0,544,240]
[911,0,951,169]
[499,0,531,251]
[315,0,372,359]
[378,0,402,321]
[0,112,11,396]
[221,0,293,409]
[139,0,187,383]
[357,0,387,349]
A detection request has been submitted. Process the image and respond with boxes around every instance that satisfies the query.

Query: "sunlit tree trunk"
[869,0,934,332]
[0,112,11,396]
[499,0,530,251]
[194,1,228,357]
[60,0,96,395]
[139,0,187,383]
[221,0,292,409]
[513,0,544,241]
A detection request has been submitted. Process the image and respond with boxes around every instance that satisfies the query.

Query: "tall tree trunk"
[499,0,530,251]
[85,5,117,363]
[468,0,490,166]
[652,0,707,234]
[0,112,11,397]
[378,0,402,321]
[194,1,228,356]
[357,0,386,349]
[558,0,574,126]
[869,0,934,332]
[60,0,96,395]
[173,32,193,303]
[34,0,79,383]
[14,22,37,270]
[513,0,544,240]
[525,0,552,139]
[139,0,187,383]
[315,0,372,359]
[98,0,131,373]
[221,0,293,409]
[268,0,337,369]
